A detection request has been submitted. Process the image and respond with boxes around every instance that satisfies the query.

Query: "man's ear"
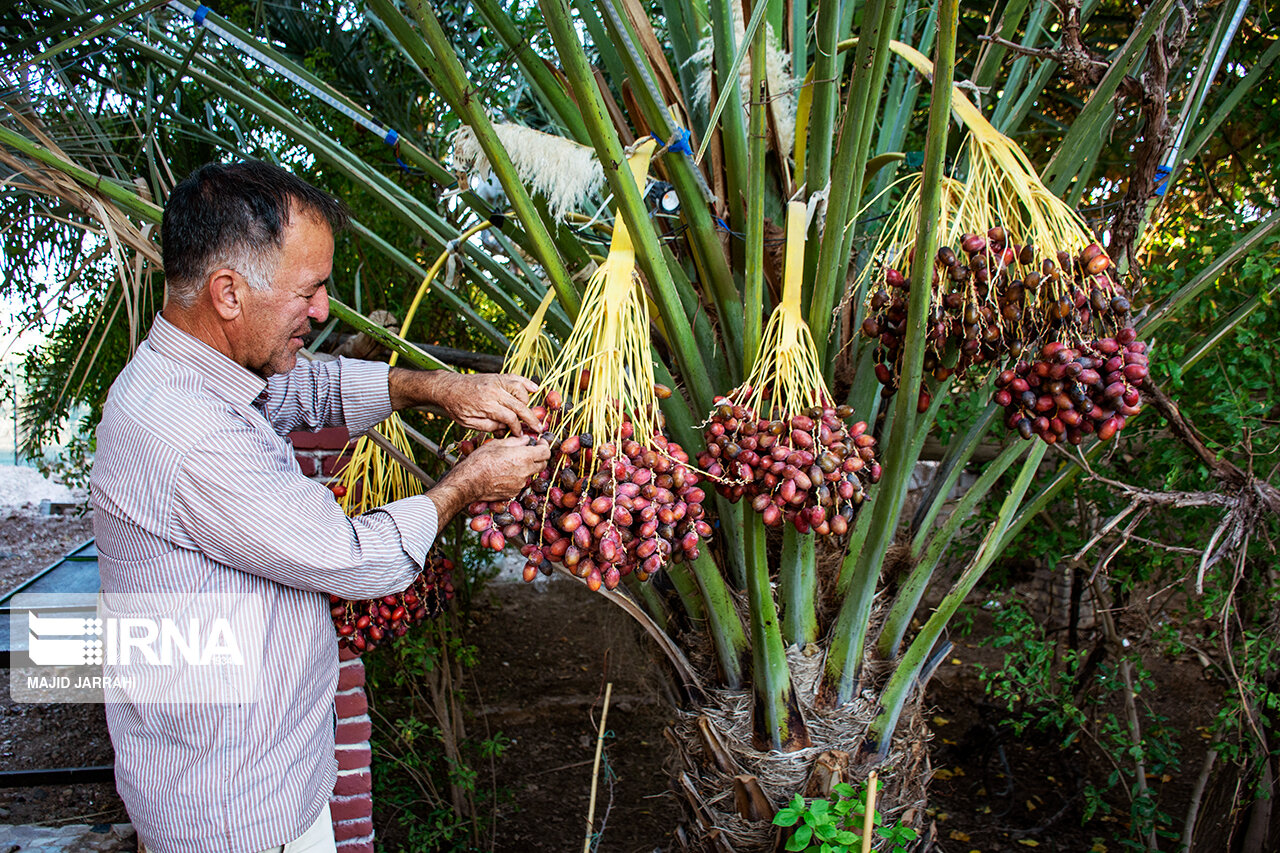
[207,269,245,321]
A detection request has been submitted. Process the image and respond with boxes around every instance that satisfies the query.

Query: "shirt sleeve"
[263,357,393,438]
[170,422,435,600]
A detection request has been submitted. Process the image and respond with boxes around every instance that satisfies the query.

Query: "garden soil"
[0,505,115,827]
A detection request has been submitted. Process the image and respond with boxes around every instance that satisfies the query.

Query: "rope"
[166,1,408,168]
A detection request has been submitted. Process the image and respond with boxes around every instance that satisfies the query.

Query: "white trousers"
[140,803,337,853]
[256,803,338,853]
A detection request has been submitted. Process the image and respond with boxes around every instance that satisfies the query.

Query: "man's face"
[239,210,333,378]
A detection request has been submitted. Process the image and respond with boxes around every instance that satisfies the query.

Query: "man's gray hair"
[162,161,348,309]
[167,228,281,308]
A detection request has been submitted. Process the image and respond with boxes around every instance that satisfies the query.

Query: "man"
[91,160,550,853]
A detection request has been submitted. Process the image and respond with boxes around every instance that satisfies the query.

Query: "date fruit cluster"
[331,552,455,655]
[994,328,1149,445]
[864,232,1132,412]
[698,398,880,535]
[462,395,710,592]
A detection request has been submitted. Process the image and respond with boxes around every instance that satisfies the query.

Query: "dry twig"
[1065,378,1278,591]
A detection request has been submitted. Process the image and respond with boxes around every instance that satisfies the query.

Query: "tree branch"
[1144,379,1249,490]
[1108,0,1192,268]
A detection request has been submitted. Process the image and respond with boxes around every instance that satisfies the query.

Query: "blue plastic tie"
[384,130,409,171]
[667,127,693,156]
[179,3,408,175]
[714,217,745,240]
[1153,164,1172,197]
[652,128,694,157]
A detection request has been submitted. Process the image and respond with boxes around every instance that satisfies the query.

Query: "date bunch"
[331,552,455,654]
[462,396,710,592]
[698,398,880,535]
[994,327,1149,445]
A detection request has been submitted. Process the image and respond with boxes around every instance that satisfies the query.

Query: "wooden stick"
[861,770,879,853]
[583,682,614,853]
[399,420,458,465]
[365,426,437,487]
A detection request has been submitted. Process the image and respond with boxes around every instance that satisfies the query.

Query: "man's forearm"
[388,367,454,411]
[424,472,473,527]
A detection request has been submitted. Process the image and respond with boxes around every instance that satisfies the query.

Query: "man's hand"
[425,436,550,524]
[436,373,542,436]
[390,369,541,436]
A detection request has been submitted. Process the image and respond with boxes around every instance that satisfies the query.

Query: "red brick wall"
[332,648,375,852]
[290,427,353,483]
[289,428,373,851]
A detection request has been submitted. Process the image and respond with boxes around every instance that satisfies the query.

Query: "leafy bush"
[774,782,918,853]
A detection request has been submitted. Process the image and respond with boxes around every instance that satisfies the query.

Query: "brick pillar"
[331,647,375,852]
[290,428,373,850]
[289,427,353,485]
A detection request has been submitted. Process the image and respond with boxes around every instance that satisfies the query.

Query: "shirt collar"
[146,313,268,409]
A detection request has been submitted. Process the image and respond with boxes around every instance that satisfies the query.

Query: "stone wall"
[332,649,375,853]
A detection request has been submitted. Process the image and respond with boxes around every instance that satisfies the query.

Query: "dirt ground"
[924,628,1215,852]
[0,507,120,826]
[0,517,1230,851]
[370,579,676,853]
[0,506,95,596]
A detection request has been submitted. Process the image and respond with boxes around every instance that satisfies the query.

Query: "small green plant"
[773,782,919,853]
[368,619,514,852]
[976,601,1182,848]
[978,604,1093,737]
[365,516,511,853]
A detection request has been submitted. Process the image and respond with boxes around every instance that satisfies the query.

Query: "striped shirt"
[91,314,435,853]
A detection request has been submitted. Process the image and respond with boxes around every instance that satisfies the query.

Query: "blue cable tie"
[395,157,410,173]
[651,128,694,157]
[384,128,399,146]
[714,217,745,239]
[667,127,693,156]
[192,5,210,25]
[1153,164,1172,197]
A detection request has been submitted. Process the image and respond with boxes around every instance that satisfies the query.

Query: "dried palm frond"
[0,118,162,432]
[0,121,162,273]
